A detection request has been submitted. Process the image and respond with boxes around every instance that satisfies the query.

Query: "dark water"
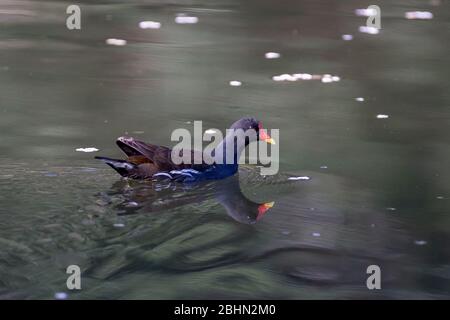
[1,0,449,299]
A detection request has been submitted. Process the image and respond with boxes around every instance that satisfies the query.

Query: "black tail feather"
[95,156,136,177]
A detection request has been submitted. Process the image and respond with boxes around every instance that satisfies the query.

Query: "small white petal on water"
[342,34,353,41]
[76,147,99,153]
[125,201,139,207]
[376,114,389,119]
[288,176,310,181]
[405,11,433,20]
[139,21,161,29]
[359,26,379,35]
[105,38,127,46]
[229,80,242,86]
[265,52,281,59]
[331,76,340,82]
[113,223,125,228]
[175,15,198,24]
[273,73,340,83]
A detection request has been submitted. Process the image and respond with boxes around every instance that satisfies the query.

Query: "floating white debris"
[105,38,127,46]
[405,11,433,20]
[414,240,427,246]
[320,165,328,169]
[321,75,333,83]
[265,52,281,59]
[359,26,379,35]
[273,73,340,83]
[355,97,365,102]
[436,196,444,200]
[229,80,242,86]
[125,201,139,207]
[355,8,378,17]
[54,292,68,300]
[113,223,125,228]
[139,21,161,29]
[76,147,99,153]
[376,114,389,119]
[312,232,321,237]
[386,207,397,211]
[293,73,313,80]
[342,34,353,41]
[175,15,198,24]
[288,176,310,181]
[272,74,297,82]
[205,129,217,134]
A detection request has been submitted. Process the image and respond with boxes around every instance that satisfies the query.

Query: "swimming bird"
[96,117,275,182]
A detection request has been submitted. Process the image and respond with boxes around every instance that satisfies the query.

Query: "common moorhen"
[96,117,275,182]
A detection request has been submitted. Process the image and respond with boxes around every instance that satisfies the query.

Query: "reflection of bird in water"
[106,174,274,224]
[95,117,275,182]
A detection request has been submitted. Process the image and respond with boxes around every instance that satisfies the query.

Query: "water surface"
[0,0,449,299]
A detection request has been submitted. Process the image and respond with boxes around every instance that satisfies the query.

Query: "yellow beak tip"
[264,201,275,208]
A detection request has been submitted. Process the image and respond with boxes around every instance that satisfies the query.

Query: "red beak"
[258,122,276,144]
[257,202,275,220]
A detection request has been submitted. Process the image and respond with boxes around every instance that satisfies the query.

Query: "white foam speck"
[139,21,161,29]
[331,76,340,82]
[405,11,433,20]
[113,223,125,228]
[126,201,139,207]
[106,38,127,46]
[321,76,333,83]
[376,114,389,119]
[359,26,379,35]
[175,15,198,24]
[355,97,365,102]
[312,232,321,237]
[265,52,281,59]
[386,207,397,211]
[288,176,310,181]
[436,196,444,200]
[414,240,427,246]
[342,34,353,41]
[273,73,340,83]
[76,147,99,153]
[229,80,242,86]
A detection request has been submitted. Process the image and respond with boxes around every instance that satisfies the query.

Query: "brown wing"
[116,136,211,173]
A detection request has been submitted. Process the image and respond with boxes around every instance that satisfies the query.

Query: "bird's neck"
[214,134,247,166]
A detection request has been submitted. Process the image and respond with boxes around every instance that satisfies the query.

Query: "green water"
[0,0,449,299]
